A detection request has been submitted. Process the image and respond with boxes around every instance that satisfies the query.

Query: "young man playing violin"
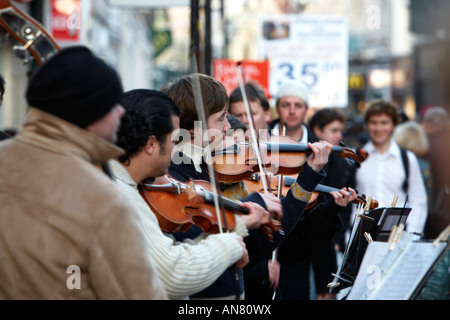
[228,81,359,300]
[163,73,356,300]
[108,89,275,300]
[228,81,272,134]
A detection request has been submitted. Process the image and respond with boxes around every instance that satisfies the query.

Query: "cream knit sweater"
[108,159,246,300]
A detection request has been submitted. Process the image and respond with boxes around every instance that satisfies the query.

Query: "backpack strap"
[400,147,409,193]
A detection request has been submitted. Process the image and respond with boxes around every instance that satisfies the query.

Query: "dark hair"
[229,81,270,112]
[162,73,228,131]
[308,108,345,130]
[0,74,5,97]
[116,89,179,164]
[364,99,401,126]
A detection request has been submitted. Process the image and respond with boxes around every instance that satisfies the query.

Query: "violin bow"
[235,62,272,196]
[276,123,287,199]
[236,62,280,300]
[189,48,228,233]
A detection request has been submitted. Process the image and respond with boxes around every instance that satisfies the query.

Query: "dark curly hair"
[116,89,179,165]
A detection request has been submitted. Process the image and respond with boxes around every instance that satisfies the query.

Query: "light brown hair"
[394,121,429,158]
[162,73,228,131]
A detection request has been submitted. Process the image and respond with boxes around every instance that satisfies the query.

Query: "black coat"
[270,121,353,299]
[168,150,327,300]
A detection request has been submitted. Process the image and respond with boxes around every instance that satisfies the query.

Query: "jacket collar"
[176,141,205,173]
[17,107,124,165]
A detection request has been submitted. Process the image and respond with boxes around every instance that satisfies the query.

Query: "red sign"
[50,0,81,42]
[213,59,270,98]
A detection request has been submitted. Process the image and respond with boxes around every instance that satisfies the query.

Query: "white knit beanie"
[276,80,309,106]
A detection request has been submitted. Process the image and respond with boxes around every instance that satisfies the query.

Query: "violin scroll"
[354,195,379,211]
[337,147,369,166]
[261,217,284,242]
[356,148,369,162]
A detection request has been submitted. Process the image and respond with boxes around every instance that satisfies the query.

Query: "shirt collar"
[271,122,308,143]
[108,159,137,188]
[364,138,401,158]
[176,141,205,173]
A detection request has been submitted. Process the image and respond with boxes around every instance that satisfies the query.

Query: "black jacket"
[168,150,326,299]
[270,121,352,299]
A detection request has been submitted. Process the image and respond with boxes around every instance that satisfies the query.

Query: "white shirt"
[355,139,428,234]
[271,122,309,144]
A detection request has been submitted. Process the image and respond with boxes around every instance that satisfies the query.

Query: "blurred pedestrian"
[394,121,432,205]
[355,99,428,234]
[0,46,167,299]
[421,106,450,238]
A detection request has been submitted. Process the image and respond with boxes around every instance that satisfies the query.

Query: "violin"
[139,175,282,242]
[245,173,378,210]
[209,135,368,184]
[0,0,60,65]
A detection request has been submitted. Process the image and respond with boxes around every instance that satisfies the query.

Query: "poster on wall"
[259,15,349,108]
[50,0,81,42]
[213,59,270,98]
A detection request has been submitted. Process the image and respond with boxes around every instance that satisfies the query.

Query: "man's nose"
[223,117,231,132]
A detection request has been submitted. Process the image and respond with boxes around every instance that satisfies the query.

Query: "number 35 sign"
[259,15,349,108]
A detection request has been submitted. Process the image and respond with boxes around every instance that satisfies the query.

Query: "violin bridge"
[185,181,197,201]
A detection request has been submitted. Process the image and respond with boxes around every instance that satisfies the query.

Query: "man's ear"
[312,126,322,139]
[264,109,272,124]
[144,135,158,155]
[188,128,195,139]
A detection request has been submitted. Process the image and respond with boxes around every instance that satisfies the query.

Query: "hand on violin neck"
[330,187,358,207]
[259,192,283,220]
[305,141,333,172]
[239,202,270,229]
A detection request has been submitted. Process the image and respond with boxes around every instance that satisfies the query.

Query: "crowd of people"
[0,46,448,300]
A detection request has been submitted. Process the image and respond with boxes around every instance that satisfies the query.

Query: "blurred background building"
[1,0,450,135]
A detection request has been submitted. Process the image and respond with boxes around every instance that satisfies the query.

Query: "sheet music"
[345,241,391,299]
[372,241,447,300]
[347,234,446,300]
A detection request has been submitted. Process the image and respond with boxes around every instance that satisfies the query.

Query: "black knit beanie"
[25,46,123,128]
